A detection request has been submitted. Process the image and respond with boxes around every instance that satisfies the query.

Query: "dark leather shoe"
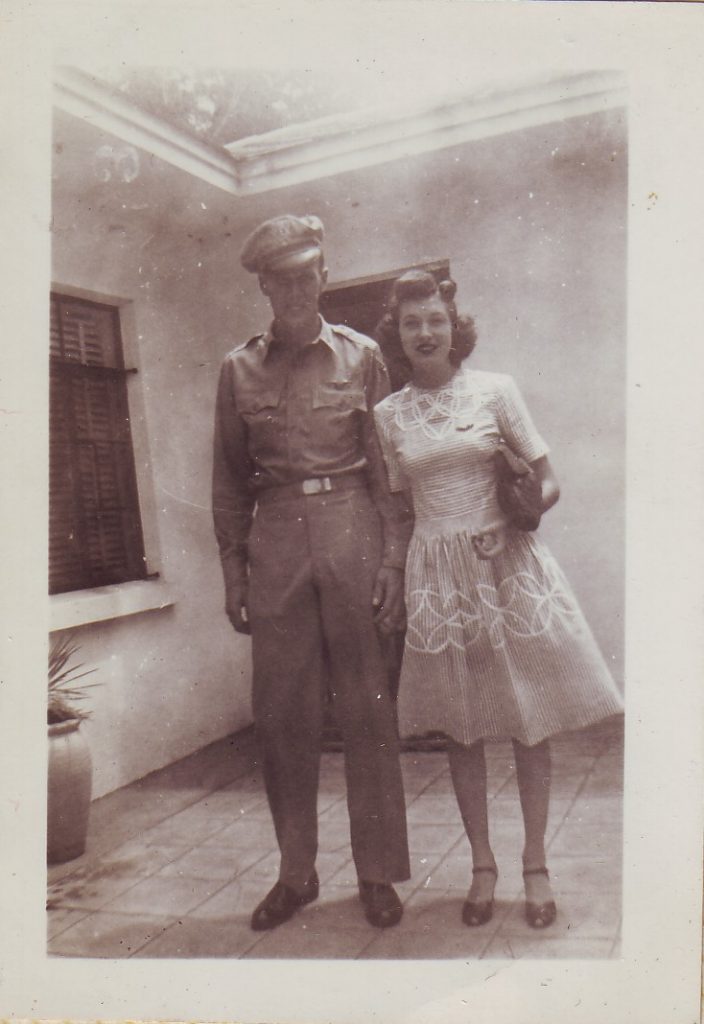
[523,867,557,929]
[251,871,319,931]
[462,865,498,927]
[358,880,403,928]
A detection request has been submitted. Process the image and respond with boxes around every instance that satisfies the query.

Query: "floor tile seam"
[405,816,474,827]
[439,831,470,864]
[218,845,286,889]
[49,866,176,914]
[241,931,285,959]
[495,925,619,942]
[158,831,266,864]
[48,910,179,952]
[93,794,239,856]
[407,762,454,800]
[480,935,522,959]
[152,866,261,886]
[127,914,209,958]
[413,843,462,876]
[199,835,276,851]
[398,858,464,903]
[480,938,616,958]
[548,815,622,847]
[353,932,384,958]
[124,838,208,870]
[142,818,245,847]
[46,909,92,939]
[49,864,197,913]
[490,769,518,800]
[125,915,184,958]
[122,863,248,918]
[51,838,206,902]
[409,885,517,918]
[130,784,239,822]
[48,854,117,891]
[168,805,267,829]
[472,904,514,955]
[317,796,352,820]
[544,784,583,853]
[542,852,621,862]
[567,755,617,801]
[352,898,510,958]
[497,856,626,888]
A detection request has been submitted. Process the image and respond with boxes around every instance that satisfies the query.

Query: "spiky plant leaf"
[48,633,98,724]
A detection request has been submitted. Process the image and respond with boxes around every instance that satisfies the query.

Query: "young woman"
[373,271,624,928]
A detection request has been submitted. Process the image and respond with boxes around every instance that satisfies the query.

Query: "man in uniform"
[212,214,411,930]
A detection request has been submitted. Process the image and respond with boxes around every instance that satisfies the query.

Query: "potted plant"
[47,633,97,864]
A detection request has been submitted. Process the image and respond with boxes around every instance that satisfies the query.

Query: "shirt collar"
[261,316,336,358]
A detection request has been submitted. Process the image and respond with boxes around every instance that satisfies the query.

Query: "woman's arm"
[473,455,560,560]
[530,455,561,513]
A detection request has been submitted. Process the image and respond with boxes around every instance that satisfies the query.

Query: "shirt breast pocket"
[239,389,284,452]
[313,380,368,413]
[239,388,282,420]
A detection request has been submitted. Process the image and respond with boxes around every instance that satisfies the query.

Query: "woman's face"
[398,294,453,374]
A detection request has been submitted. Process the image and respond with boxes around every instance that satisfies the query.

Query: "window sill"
[50,579,176,632]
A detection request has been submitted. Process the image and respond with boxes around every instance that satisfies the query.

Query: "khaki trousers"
[247,485,410,891]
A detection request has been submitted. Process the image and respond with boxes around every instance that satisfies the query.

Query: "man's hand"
[372,566,405,635]
[226,582,251,635]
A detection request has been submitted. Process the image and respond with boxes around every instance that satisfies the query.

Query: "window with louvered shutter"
[49,293,147,594]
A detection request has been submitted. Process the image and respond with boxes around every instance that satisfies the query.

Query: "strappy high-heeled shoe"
[462,865,498,927]
[523,867,557,928]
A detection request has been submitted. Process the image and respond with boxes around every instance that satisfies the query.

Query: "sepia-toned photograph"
[46,63,626,961]
[1,3,702,1023]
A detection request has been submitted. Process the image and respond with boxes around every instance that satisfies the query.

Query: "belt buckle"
[302,477,332,495]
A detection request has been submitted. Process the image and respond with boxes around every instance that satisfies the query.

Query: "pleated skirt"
[398,520,624,747]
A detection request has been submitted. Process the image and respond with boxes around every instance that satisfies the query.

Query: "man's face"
[259,260,328,333]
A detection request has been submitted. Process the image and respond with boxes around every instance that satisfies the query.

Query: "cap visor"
[265,245,322,273]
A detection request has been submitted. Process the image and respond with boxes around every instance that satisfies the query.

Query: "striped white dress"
[374,367,624,747]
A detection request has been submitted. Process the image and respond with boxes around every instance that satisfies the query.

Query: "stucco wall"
[52,104,625,797]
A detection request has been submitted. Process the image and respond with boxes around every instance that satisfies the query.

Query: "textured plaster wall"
[52,104,625,796]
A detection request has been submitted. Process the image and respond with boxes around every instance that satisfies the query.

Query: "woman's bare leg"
[447,738,497,902]
[512,738,555,911]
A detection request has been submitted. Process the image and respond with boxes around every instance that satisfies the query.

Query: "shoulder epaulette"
[231,333,265,354]
[331,323,378,350]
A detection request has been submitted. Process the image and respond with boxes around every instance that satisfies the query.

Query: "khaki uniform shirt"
[212,318,411,590]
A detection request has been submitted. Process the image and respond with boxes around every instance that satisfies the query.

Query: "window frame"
[49,290,148,595]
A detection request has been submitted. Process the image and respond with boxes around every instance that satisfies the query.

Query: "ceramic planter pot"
[47,718,92,864]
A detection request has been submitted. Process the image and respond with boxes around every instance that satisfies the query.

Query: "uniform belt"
[257,472,368,503]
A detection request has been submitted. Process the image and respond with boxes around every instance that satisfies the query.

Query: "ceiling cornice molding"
[53,66,242,195]
[53,68,627,199]
[228,71,627,195]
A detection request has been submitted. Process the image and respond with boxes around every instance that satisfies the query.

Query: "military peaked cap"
[240,214,324,274]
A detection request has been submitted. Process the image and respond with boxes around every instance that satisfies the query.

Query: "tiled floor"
[47,717,623,959]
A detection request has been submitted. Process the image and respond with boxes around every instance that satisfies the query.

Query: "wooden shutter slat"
[49,293,146,594]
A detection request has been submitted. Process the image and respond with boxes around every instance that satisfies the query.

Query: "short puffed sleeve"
[494,375,550,463]
[373,400,409,493]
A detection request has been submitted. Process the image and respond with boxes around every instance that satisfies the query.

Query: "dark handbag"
[493,440,543,531]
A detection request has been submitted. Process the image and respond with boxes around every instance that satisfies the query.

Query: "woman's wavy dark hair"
[374,270,477,390]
